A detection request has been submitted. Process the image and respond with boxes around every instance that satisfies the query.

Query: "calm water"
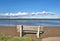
[0,19,60,26]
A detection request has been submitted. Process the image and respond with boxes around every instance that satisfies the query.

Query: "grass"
[0,33,41,41]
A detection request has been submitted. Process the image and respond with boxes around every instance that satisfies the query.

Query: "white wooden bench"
[17,25,44,38]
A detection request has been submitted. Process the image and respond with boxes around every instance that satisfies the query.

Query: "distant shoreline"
[0,18,60,20]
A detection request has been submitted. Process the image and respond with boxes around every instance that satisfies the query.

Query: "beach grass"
[0,33,41,41]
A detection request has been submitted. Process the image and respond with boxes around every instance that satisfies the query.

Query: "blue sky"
[0,0,60,18]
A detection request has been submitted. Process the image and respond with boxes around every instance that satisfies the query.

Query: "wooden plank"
[23,25,39,31]
[23,30,37,33]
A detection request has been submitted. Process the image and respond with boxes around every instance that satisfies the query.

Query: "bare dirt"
[0,26,60,39]
[42,37,60,41]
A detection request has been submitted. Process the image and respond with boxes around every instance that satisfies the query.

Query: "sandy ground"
[0,26,60,39]
[41,26,60,38]
[0,26,19,36]
[42,37,60,41]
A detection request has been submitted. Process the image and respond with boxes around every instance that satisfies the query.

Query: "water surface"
[0,19,60,26]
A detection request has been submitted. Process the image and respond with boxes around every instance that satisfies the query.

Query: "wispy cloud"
[0,11,55,16]
[9,12,28,16]
[32,11,55,15]
[0,12,28,16]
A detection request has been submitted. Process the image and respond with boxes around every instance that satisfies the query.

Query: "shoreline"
[0,18,60,20]
[0,25,60,27]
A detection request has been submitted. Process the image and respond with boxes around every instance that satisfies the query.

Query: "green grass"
[0,33,41,41]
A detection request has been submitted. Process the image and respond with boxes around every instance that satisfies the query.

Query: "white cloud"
[17,12,28,16]
[9,12,28,16]
[32,11,55,15]
[0,12,28,16]
[0,13,9,16]
[0,11,55,16]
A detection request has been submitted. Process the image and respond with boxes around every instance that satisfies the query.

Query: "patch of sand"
[42,37,60,41]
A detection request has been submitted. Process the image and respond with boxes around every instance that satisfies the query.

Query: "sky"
[0,0,60,18]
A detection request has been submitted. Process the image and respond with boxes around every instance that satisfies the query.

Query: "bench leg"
[20,25,23,37]
[36,26,40,38]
